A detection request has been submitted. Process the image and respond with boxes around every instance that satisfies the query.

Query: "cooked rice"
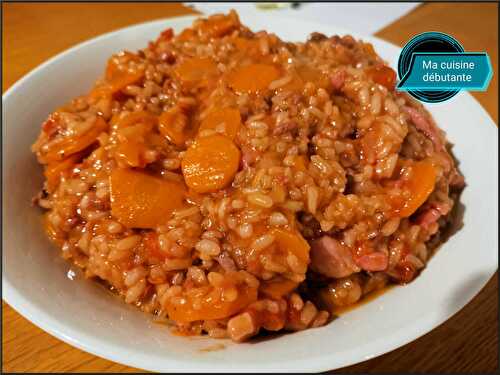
[31,11,464,342]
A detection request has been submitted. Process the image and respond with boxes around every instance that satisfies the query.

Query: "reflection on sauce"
[332,284,396,316]
[199,343,226,352]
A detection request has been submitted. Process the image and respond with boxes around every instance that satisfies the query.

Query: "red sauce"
[332,284,395,316]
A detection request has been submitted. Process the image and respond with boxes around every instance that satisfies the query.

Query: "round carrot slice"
[366,65,397,91]
[198,107,241,139]
[158,107,193,147]
[40,116,108,163]
[110,168,186,228]
[166,283,257,323]
[114,110,157,130]
[174,57,218,87]
[227,63,281,94]
[105,52,144,94]
[270,228,310,264]
[44,152,83,192]
[396,159,437,218]
[260,278,299,299]
[182,134,241,193]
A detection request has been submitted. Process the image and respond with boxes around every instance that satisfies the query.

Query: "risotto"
[32,11,464,342]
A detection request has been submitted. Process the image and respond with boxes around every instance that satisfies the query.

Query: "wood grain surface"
[2,2,498,373]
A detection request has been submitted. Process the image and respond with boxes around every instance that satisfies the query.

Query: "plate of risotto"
[3,11,498,372]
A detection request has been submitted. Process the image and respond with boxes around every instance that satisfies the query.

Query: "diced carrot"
[44,152,83,192]
[177,28,196,42]
[109,168,186,228]
[198,108,241,139]
[158,107,193,147]
[227,64,281,94]
[270,228,310,264]
[114,140,148,168]
[280,67,322,92]
[114,110,158,131]
[386,159,437,217]
[362,42,377,58]
[291,155,308,172]
[295,65,330,90]
[233,37,260,55]
[392,159,437,218]
[260,278,299,299]
[88,85,113,101]
[181,134,241,193]
[198,12,240,38]
[166,283,257,323]
[105,52,144,94]
[40,116,108,163]
[366,65,397,91]
[156,28,174,44]
[173,57,218,87]
[112,111,158,166]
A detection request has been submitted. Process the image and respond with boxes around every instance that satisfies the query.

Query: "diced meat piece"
[158,28,174,42]
[227,311,259,342]
[415,208,440,229]
[404,106,444,151]
[272,121,297,136]
[340,35,356,48]
[432,201,451,215]
[415,201,452,230]
[310,236,360,278]
[240,145,259,169]
[308,32,327,42]
[355,252,388,272]
[216,252,237,272]
[449,169,465,188]
[330,70,346,92]
[391,262,416,284]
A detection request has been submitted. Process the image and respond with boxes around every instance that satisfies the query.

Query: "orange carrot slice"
[114,110,157,131]
[40,116,108,163]
[110,168,186,228]
[366,65,397,91]
[105,52,144,94]
[198,12,240,38]
[233,37,260,55]
[114,140,148,168]
[396,159,437,218]
[291,155,308,172]
[260,278,299,299]
[158,107,194,147]
[112,111,158,166]
[166,283,257,323]
[227,64,281,94]
[270,228,310,264]
[44,152,83,192]
[198,108,241,139]
[177,28,196,42]
[174,57,218,87]
[181,134,241,193]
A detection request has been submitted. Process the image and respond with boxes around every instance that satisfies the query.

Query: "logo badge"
[396,32,492,103]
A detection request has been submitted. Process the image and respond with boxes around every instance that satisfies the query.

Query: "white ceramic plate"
[3,13,498,373]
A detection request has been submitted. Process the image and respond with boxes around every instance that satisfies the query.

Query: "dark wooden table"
[2,2,498,372]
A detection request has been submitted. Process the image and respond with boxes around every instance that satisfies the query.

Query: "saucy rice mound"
[32,11,465,342]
